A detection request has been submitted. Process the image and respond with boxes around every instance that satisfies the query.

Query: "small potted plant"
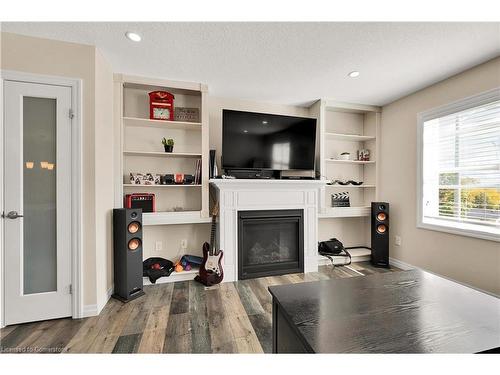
[162,138,174,153]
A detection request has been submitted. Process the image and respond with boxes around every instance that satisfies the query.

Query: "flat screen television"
[222,110,317,174]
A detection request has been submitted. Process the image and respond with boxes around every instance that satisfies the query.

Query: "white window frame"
[417,87,500,242]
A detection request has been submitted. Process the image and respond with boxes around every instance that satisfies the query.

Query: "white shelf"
[123,150,201,158]
[317,248,371,265]
[318,206,371,219]
[325,132,375,142]
[143,268,199,285]
[348,248,372,257]
[123,184,202,188]
[326,184,376,188]
[123,116,202,130]
[325,159,375,165]
[323,100,381,114]
[143,211,211,226]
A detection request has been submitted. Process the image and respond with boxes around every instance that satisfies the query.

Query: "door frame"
[0,70,83,327]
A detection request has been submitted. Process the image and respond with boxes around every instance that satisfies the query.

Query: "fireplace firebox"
[238,210,304,280]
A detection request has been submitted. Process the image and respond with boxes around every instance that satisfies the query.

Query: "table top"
[269,269,500,353]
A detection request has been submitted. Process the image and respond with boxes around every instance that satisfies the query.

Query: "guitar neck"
[209,215,216,255]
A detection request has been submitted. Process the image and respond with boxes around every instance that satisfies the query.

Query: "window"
[417,88,500,242]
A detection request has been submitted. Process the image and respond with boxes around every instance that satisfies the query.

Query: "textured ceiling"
[2,22,499,106]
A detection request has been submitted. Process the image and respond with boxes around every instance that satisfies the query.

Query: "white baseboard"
[97,285,114,315]
[107,285,114,300]
[389,257,414,270]
[84,285,114,318]
[82,304,98,318]
[389,257,498,298]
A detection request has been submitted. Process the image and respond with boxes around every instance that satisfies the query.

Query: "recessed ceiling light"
[243,130,248,133]
[262,120,268,125]
[125,32,142,42]
[348,71,360,78]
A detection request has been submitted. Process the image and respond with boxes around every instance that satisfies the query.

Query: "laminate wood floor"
[0,263,399,354]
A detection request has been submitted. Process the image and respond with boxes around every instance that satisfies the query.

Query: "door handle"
[2,211,23,219]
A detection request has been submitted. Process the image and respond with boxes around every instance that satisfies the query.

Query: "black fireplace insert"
[238,209,304,280]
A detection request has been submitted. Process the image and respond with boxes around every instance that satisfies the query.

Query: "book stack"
[194,158,202,184]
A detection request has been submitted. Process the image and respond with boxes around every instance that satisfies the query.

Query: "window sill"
[418,218,500,242]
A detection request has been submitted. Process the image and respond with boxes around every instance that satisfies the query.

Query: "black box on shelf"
[184,174,194,184]
[161,174,195,185]
[162,174,175,184]
[331,192,350,207]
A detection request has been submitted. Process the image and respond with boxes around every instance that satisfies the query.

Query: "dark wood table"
[269,269,500,353]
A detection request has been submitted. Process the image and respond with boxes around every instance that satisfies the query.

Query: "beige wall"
[94,49,115,310]
[1,32,115,309]
[380,57,500,295]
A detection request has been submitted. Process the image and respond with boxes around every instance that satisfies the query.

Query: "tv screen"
[222,110,317,171]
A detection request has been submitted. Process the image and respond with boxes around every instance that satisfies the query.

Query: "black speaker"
[112,208,145,302]
[371,202,390,268]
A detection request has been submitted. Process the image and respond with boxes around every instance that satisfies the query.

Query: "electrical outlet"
[181,239,187,250]
[155,241,163,252]
[394,235,402,246]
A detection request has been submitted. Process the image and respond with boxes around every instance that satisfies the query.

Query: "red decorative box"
[149,91,174,121]
[124,193,156,213]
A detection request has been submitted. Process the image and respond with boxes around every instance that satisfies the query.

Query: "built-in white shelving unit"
[143,268,200,285]
[122,184,203,188]
[318,206,371,219]
[123,116,202,130]
[143,211,212,226]
[114,73,209,218]
[309,99,381,260]
[114,74,210,284]
[325,159,376,165]
[325,132,376,142]
[123,150,202,158]
[327,184,376,189]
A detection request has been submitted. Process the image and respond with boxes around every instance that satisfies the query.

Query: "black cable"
[319,246,371,267]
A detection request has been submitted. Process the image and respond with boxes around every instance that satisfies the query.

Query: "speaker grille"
[128,221,141,234]
[128,238,141,251]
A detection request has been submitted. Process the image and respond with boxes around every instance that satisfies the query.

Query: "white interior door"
[3,80,72,325]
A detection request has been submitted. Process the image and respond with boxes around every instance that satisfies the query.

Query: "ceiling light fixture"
[262,120,268,125]
[125,31,142,42]
[243,130,248,133]
[348,71,360,78]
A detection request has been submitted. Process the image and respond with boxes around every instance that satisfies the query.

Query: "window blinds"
[422,99,500,228]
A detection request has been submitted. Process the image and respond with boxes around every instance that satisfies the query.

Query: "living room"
[1,1,499,373]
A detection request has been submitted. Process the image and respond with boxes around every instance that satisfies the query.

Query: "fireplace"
[238,209,304,280]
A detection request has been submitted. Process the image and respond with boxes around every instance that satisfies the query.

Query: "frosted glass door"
[4,80,73,325]
[23,97,58,294]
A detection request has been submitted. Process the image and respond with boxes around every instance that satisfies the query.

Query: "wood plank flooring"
[0,263,399,354]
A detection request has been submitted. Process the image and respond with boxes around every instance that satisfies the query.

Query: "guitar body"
[195,202,224,287]
[196,242,224,287]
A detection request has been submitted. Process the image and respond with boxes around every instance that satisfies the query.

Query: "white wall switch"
[155,241,163,252]
[181,239,188,250]
[394,235,402,246]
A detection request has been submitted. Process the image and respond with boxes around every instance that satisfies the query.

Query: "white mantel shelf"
[209,178,326,187]
[210,178,323,282]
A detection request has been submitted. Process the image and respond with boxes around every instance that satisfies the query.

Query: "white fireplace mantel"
[210,179,325,282]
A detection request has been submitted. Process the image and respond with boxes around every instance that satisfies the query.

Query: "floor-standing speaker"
[371,202,390,268]
[112,208,145,302]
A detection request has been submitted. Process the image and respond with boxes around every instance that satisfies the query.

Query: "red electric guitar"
[195,203,224,286]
